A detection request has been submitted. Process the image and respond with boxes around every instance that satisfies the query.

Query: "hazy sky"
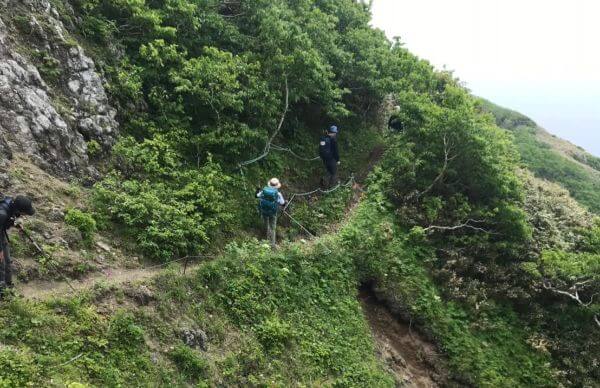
[371,0,600,156]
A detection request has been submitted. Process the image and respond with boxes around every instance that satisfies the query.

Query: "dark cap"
[14,195,35,216]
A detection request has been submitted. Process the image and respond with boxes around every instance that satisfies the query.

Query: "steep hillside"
[0,1,598,387]
[480,98,600,213]
[0,0,118,177]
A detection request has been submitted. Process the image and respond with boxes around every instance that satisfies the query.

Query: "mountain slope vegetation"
[480,98,600,213]
[0,0,598,386]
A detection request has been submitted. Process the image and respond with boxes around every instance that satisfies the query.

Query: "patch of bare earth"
[359,287,446,387]
[17,259,205,300]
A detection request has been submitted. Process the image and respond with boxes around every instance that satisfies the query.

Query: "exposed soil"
[359,285,444,387]
[16,260,203,300]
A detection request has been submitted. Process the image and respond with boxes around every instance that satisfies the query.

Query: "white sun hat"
[268,177,282,189]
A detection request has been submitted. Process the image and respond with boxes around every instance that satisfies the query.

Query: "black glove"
[5,217,15,230]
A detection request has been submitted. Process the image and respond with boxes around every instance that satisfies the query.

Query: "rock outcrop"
[0,0,118,176]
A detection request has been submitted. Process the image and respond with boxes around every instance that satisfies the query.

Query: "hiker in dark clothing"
[256,178,285,247]
[388,106,405,132]
[0,195,35,295]
[319,125,340,187]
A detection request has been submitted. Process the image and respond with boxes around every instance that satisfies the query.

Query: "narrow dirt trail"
[359,287,444,387]
[17,260,203,300]
[16,145,386,301]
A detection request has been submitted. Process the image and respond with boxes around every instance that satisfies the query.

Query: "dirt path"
[16,144,386,301]
[359,286,444,387]
[17,260,202,300]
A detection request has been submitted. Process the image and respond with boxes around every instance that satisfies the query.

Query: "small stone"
[48,208,64,222]
[125,285,154,306]
[95,241,111,252]
[63,227,82,246]
[43,231,52,240]
[180,328,208,351]
[68,79,80,93]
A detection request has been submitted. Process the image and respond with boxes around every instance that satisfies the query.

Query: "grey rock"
[125,285,155,306]
[48,208,64,221]
[95,241,111,252]
[63,226,82,246]
[180,328,208,351]
[0,172,10,189]
[0,3,118,176]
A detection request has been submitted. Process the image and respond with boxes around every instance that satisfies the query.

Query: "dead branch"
[266,75,289,153]
[407,134,457,201]
[543,280,597,307]
[423,219,497,235]
[238,75,289,167]
[543,280,600,329]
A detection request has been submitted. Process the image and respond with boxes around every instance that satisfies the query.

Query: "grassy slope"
[479,98,600,213]
[0,187,555,387]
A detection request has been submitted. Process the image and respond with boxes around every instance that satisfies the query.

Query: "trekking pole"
[281,209,316,238]
[17,225,77,292]
[17,225,44,255]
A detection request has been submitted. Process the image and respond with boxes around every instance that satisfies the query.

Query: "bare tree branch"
[543,280,600,329]
[407,134,457,201]
[238,75,289,167]
[266,75,289,153]
[423,219,497,235]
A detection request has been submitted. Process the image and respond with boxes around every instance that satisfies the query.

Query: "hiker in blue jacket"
[256,178,286,247]
[0,195,35,295]
[319,125,340,187]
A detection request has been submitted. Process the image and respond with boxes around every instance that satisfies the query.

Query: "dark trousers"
[0,237,12,290]
[323,159,338,187]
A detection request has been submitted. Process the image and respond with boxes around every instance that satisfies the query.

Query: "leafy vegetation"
[54,0,434,257]
[64,208,97,244]
[1,0,598,386]
[480,99,600,214]
[0,238,393,386]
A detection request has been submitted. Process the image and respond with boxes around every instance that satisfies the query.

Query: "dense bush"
[69,0,415,257]
[64,208,97,243]
[93,136,232,260]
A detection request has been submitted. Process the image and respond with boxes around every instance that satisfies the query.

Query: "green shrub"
[108,311,145,350]
[80,15,117,44]
[32,51,62,84]
[0,348,42,386]
[254,316,293,353]
[170,345,209,381]
[86,140,102,157]
[64,208,97,243]
[93,136,233,261]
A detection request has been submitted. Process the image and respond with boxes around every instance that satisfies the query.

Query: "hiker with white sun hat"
[256,178,286,247]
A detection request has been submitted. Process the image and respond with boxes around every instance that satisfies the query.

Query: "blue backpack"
[258,187,279,217]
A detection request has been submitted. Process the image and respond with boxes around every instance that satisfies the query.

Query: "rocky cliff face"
[0,0,118,178]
